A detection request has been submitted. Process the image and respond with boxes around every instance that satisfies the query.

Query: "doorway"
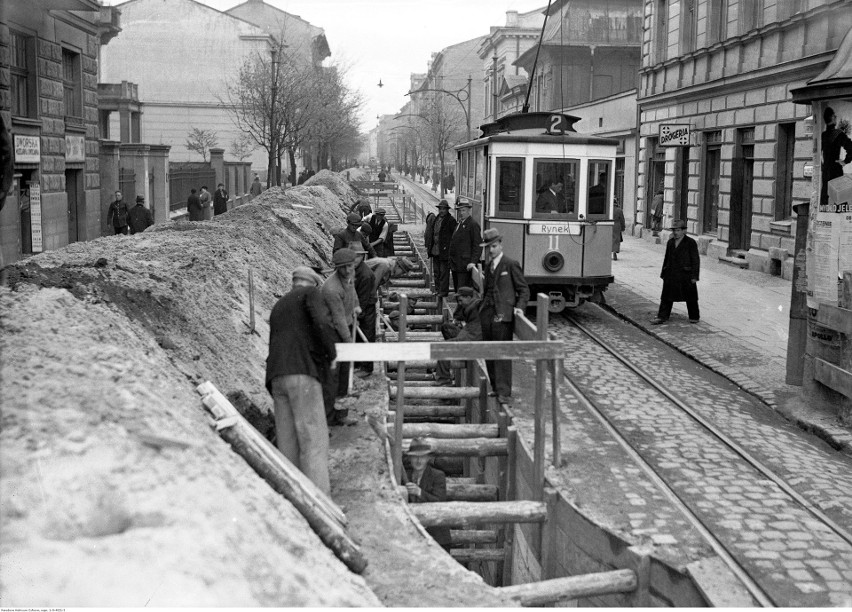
[730,129,754,251]
[65,169,83,243]
[646,138,665,229]
[702,131,721,234]
[675,146,690,223]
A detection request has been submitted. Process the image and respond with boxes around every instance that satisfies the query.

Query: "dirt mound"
[0,183,381,606]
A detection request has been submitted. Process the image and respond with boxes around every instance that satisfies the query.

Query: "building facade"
[637,0,852,277]
[1,0,119,264]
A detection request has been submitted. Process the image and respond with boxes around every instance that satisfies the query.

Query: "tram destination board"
[528,222,581,235]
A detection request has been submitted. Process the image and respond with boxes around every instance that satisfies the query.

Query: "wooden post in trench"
[533,293,550,502]
[392,294,408,485]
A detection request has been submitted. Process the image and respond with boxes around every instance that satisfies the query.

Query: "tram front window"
[533,159,578,220]
[496,158,523,217]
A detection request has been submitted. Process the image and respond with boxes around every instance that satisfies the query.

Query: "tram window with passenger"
[533,158,579,220]
[496,158,524,217]
[587,160,612,218]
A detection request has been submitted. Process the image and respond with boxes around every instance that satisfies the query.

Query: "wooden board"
[335,340,565,362]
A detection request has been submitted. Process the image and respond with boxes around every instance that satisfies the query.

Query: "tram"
[454,111,619,312]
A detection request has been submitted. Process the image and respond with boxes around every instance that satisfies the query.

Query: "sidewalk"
[606,234,852,453]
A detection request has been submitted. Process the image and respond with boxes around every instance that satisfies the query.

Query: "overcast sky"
[107,0,547,130]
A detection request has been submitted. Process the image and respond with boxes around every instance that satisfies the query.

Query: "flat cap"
[332,248,356,267]
[292,266,323,285]
[346,212,361,224]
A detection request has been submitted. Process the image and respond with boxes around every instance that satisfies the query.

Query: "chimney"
[506,10,519,26]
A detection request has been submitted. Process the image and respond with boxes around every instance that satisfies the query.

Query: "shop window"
[495,158,523,218]
[532,158,578,220]
[11,31,37,119]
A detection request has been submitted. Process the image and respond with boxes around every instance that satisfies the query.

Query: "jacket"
[353,261,377,307]
[660,234,700,303]
[187,193,203,221]
[213,188,229,215]
[265,285,337,390]
[250,180,263,196]
[535,189,565,213]
[430,213,457,260]
[333,227,375,258]
[406,464,451,546]
[452,298,482,341]
[321,272,358,342]
[127,204,153,234]
[107,199,129,229]
[480,255,529,322]
[448,217,481,272]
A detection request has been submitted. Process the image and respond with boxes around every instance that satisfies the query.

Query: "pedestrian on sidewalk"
[107,191,129,235]
[187,188,203,221]
[266,266,336,495]
[213,183,229,216]
[448,197,481,291]
[651,187,664,236]
[430,200,457,297]
[612,197,625,260]
[199,185,212,220]
[127,195,153,234]
[651,219,700,325]
[479,228,530,405]
[250,174,263,196]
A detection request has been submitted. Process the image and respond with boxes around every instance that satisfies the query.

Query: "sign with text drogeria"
[659,124,691,146]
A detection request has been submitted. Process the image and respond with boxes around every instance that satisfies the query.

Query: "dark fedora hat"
[436,200,451,209]
[670,219,687,230]
[135,195,145,202]
[479,228,502,246]
[455,198,472,209]
[407,437,433,456]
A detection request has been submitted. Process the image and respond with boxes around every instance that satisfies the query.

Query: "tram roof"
[456,111,619,151]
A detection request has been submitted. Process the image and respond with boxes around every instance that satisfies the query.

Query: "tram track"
[553,306,852,607]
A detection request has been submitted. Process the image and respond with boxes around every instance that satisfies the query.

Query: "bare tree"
[185,127,218,162]
[419,95,465,197]
[229,134,255,161]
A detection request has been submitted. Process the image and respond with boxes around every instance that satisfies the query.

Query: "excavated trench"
[0,170,508,607]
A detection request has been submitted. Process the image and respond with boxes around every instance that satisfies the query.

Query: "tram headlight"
[542,250,564,273]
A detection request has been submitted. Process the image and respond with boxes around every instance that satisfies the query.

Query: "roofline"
[456,132,620,151]
[115,0,272,37]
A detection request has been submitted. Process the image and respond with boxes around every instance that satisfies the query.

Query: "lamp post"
[405,78,472,142]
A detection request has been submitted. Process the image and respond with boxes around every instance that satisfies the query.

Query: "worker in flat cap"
[365,255,415,297]
[404,437,451,549]
[363,207,390,256]
[350,196,373,219]
[321,248,361,425]
[333,212,375,258]
[266,265,337,494]
[349,242,377,377]
[434,286,482,385]
[427,200,457,297]
[448,197,481,293]
[128,194,154,235]
[479,228,529,405]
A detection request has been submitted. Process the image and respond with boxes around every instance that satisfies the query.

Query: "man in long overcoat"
[266,266,336,494]
[128,195,153,234]
[187,189,203,221]
[448,198,481,292]
[651,219,700,324]
[429,200,457,297]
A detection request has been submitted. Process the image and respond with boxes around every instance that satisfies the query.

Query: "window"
[655,0,668,64]
[703,131,722,234]
[474,147,485,201]
[465,149,475,198]
[495,158,524,218]
[681,0,697,54]
[777,0,802,21]
[587,161,612,218]
[532,158,579,220]
[11,31,36,118]
[776,123,795,220]
[62,48,82,119]
[740,0,763,34]
[708,0,728,44]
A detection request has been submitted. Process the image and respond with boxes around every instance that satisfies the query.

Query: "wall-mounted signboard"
[14,134,40,163]
[30,182,43,253]
[65,135,85,163]
[659,124,691,147]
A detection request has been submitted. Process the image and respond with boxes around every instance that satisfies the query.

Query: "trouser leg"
[687,299,700,321]
[356,303,376,373]
[289,374,330,495]
[271,376,300,467]
[491,321,514,397]
[657,299,673,320]
[321,364,337,422]
[336,362,349,397]
[436,259,450,295]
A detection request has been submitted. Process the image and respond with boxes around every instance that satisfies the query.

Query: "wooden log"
[450,529,498,545]
[388,405,466,418]
[451,548,506,562]
[394,371,434,381]
[404,315,443,324]
[402,380,445,387]
[390,279,428,287]
[447,482,499,502]
[196,384,366,574]
[499,569,637,606]
[386,360,437,370]
[393,422,500,438]
[385,332,444,342]
[400,437,507,457]
[389,385,480,400]
[410,501,547,527]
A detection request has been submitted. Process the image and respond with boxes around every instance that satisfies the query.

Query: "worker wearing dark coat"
[364,208,389,257]
[430,200,457,297]
[479,228,530,404]
[350,242,377,376]
[612,200,626,260]
[350,197,373,218]
[127,196,154,234]
[266,266,337,495]
[404,437,451,549]
[434,287,482,385]
[213,183,229,216]
[651,219,700,324]
[107,191,129,235]
[187,189,203,221]
[448,198,481,292]
[334,213,376,257]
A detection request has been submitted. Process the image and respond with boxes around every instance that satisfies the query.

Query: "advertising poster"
[30,182,43,253]
[808,99,852,307]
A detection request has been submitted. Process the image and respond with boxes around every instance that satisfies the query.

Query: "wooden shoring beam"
[499,569,637,607]
[390,422,500,438]
[411,501,547,527]
[450,529,498,545]
[451,548,506,563]
[335,340,566,363]
[398,437,508,457]
[387,405,466,418]
[389,385,480,400]
[447,482,499,502]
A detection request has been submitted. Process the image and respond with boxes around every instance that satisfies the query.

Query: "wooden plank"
[410,501,547,527]
[815,304,852,335]
[551,358,563,467]
[389,385,480,399]
[451,548,506,562]
[814,358,852,399]
[385,332,445,342]
[447,482,499,502]
[404,315,443,324]
[450,529,498,545]
[391,423,500,438]
[337,340,565,361]
[533,294,549,501]
[388,405,466,418]
[400,437,508,457]
[499,569,637,606]
[393,295,408,486]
